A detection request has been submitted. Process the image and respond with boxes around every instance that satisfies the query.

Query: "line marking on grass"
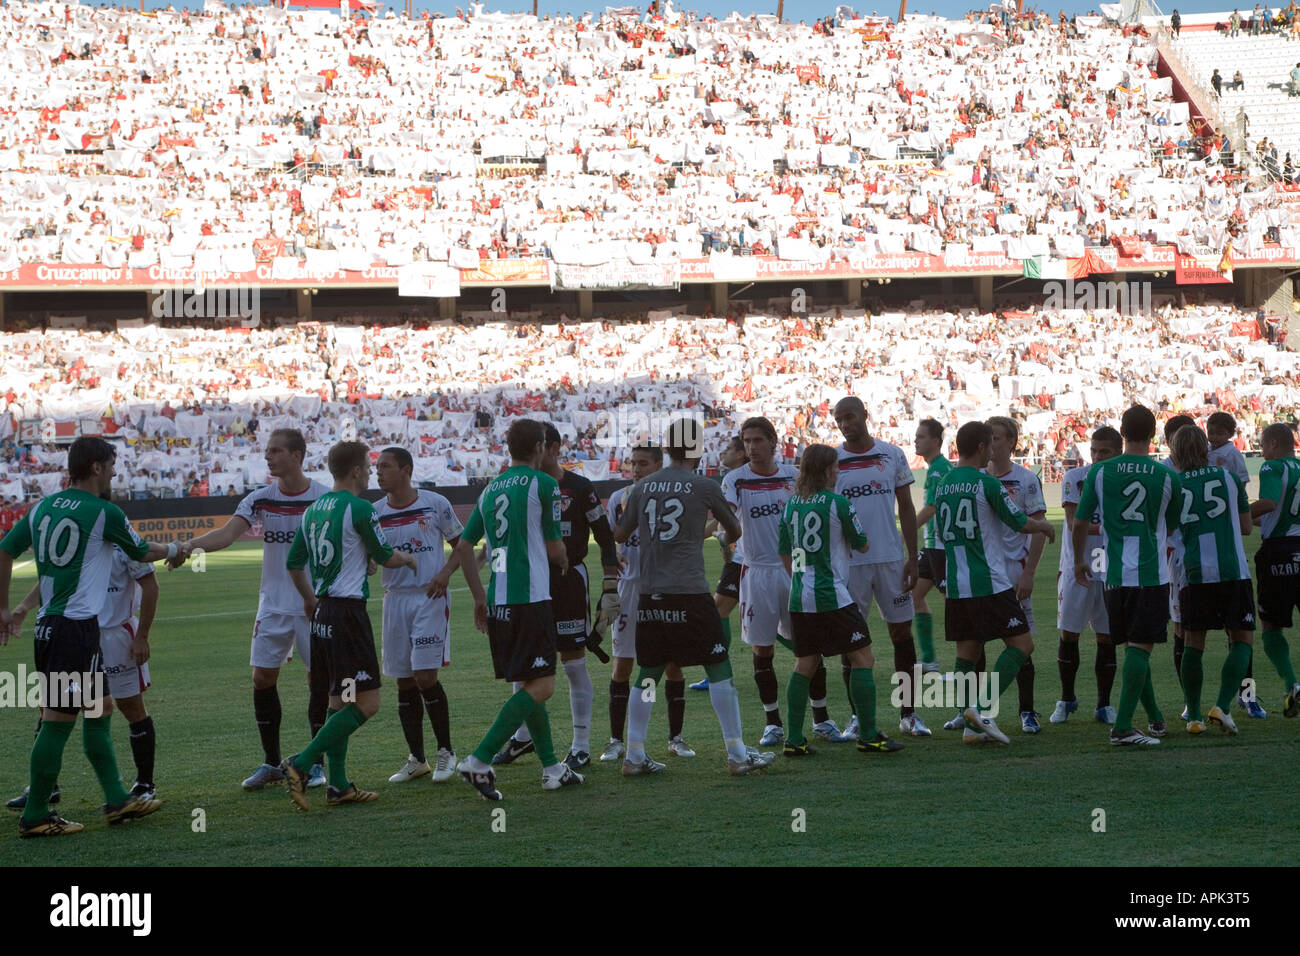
[153,588,473,623]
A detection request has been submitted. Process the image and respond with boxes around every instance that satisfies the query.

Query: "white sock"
[564,657,593,754]
[511,682,532,743]
[625,684,653,763]
[463,754,490,773]
[708,678,749,762]
[810,697,828,712]
[542,762,564,777]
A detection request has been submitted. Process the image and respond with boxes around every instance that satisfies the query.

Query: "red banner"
[1175,254,1232,284]
[796,65,820,82]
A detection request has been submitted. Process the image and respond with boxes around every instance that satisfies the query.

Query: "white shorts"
[100,622,150,700]
[381,588,451,677]
[848,561,914,625]
[250,612,312,670]
[1168,551,1186,625]
[612,579,639,660]
[739,564,792,647]
[1057,572,1110,635]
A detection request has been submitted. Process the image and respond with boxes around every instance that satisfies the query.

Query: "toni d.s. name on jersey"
[722,462,797,567]
[234,480,330,616]
[374,490,464,589]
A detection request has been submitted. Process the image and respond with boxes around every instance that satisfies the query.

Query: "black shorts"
[918,548,947,590]
[487,601,557,683]
[715,561,742,600]
[33,615,106,714]
[1103,584,1171,645]
[944,590,1029,644]
[312,597,382,696]
[1255,538,1300,627]
[549,563,589,652]
[1180,579,1256,633]
[636,592,729,668]
[790,605,871,658]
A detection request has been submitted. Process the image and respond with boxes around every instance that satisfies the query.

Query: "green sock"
[1261,629,1298,689]
[704,658,734,683]
[915,611,936,664]
[992,646,1027,704]
[785,672,810,745]
[472,689,537,765]
[82,715,129,806]
[849,667,877,739]
[21,719,75,826]
[720,617,732,651]
[294,703,365,771]
[1182,647,1204,722]
[524,702,557,767]
[775,635,794,653]
[1116,647,1150,733]
[323,707,349,789]
[1140,666,1163,723]
[1217,641,1254,711]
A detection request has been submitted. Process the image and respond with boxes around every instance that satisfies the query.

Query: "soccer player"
[1051,426,1121,725]
[833,397,930,738]
[490,423,617,771]
[281,441,417,810]
[614,416,774,776]
[1167,425,1256,735]
[454,419,581,800]
[984,416,1049,733]
[0,436,176,836]
[912,418,949,675]
[934,423,1055,746]
[1073,405,1182,747]
[692,436,749,693]
[722,416,801,746]
[1246,422,1300,720]
[778,444,903,756]
[173,428,331,791]
[374,446,483,784]
[1160,415,1195,705]
[599,442,695,762]
[1207,410,1260,714]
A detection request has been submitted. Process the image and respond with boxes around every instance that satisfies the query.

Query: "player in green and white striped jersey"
[933,423,1055,745]
[452,419,578,799]
[282,441,416,810]
[1073,405,1183,746]
[0,437,179,837]
[777,445,902,755]
[912,418,949,673]
[1167,425,1257,736]
[1247,423,1300,720]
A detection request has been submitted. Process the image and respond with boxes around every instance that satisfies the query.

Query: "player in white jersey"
[173,428,331,790]
[694,437,749,693]
[984,417,1049,734]
[598,443,693,761]
[1051,427,1121,726]
[722,417,798,746]
[832,397,930,739]
[376,447,484,785]
[1207,411,1264,716]
[1159,415,1199,715]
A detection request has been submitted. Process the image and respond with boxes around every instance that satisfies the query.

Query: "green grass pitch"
[3,509,1297,866]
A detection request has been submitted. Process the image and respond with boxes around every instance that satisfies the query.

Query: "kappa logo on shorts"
[355,670,373,682]
[532,656,548,668]
[850,631,865,643]
[1007,617,1023,628]
[711,644,725,654]
[1244,613,1254,623]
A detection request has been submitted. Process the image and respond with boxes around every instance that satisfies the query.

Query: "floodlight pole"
[777,0,784,22]
[898,0,906,21]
